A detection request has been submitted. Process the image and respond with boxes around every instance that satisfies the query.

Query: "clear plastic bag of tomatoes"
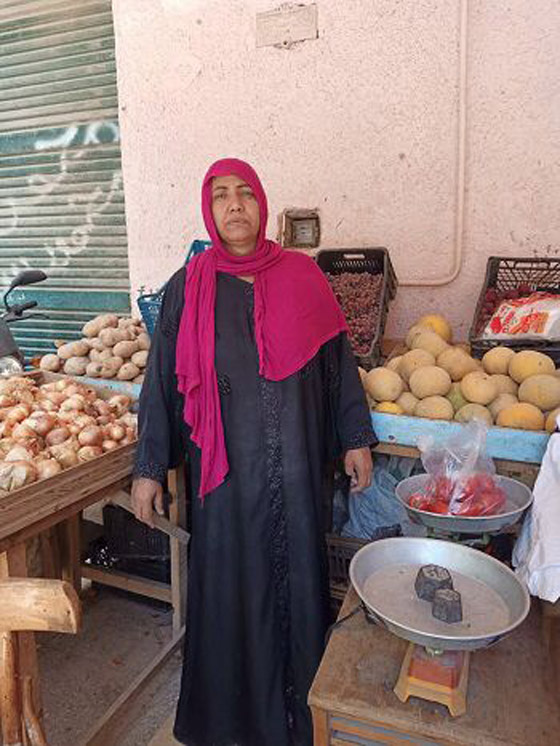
[412,421,507,517]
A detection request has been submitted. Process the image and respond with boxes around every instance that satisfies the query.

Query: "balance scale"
[350,537,530,717]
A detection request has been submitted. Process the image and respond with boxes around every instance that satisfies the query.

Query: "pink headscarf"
[176,158,347,498]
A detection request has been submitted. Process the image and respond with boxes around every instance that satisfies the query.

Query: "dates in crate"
[326,272,383,356]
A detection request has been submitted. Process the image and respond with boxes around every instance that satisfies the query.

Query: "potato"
[131,350,148,369]
[85,362,104,378]
[137,333,151,351]
[82,314,119,338]
[98,327,128,347]
[39,354,61,372]
[63,356,89,376]
[99,356,124,379]
[57,340,90,360]
[89,337,105,352]
[113,340,139,359]
[117,363,140,381]
[133,374,145,385]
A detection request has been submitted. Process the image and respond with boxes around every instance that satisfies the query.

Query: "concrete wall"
[112,0,560,340]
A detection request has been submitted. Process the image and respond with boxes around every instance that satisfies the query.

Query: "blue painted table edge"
[371,412,548,465]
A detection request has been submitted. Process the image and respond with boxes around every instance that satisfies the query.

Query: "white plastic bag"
[482,292,560,340]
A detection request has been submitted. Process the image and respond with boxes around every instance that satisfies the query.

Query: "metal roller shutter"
[0,0,129,361]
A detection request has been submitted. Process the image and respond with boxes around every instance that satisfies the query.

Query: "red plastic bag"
[408,422,506,517]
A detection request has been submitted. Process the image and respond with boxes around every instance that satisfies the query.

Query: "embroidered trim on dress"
[133,461,167,484]
[260,378,296,734]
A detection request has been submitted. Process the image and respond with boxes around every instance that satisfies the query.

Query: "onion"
[49,442,79,469]
[93,399,112,417]
[0,460,38,491]
[0,380,16,395]
[122,427,137,445]
[15,390,34,406]
[12,422,38,441]
[42,390,67,406]
[5,404,31,428]
[96,415,112,426]
[106,423,125,442]
[39,398,59,413]
[77,446,103,462]
[78,426,103,447]
[73,414,96,430]
[24,413,56,437]
[54,380,69,392]
[45,427,71,447]
[102,439,119,452]
[117,413,137,430]
[5,445,33,462]
[0,394,16,408]
[0,439,15,457]
[108,395,132,417]
[34,458,63,480]
[60,394,86,412]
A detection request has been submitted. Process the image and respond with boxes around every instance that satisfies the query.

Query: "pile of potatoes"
[38,314,150,384]
[360,314,560,433]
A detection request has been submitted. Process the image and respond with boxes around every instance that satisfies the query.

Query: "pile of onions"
[0,377,137,493]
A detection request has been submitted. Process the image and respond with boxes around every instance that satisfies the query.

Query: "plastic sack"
[341,454,426,539]
[410,421,506,517]
[482,291,560,340]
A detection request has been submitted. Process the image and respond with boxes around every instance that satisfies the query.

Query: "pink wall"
[113,0,560,341]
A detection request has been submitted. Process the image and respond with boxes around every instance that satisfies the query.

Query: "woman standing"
[132,158,376,746]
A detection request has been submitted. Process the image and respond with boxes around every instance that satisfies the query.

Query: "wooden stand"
[309,588,560,746]
[393,643,470,717]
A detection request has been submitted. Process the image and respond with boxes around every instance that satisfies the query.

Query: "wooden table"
[0,443,188,745]
[308,587,560,746]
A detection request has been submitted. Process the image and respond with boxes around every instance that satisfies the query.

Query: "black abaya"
[134,268,376,746]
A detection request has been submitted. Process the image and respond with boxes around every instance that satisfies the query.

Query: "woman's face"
[211,174,260,255]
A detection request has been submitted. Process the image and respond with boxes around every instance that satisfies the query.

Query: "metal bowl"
[395,474,533,535]
[349,537,530,651]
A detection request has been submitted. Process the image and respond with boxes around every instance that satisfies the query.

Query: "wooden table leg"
[56,515,82,594]
[168,465,188,634]
[311,706,329,745]
[0,631,23,746]
[0,544,42,721]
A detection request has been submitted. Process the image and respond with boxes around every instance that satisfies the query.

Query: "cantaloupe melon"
[396,392,419,416]
[482,346,516,375]
[399,349,436,382]
[489,374,518,396]
[409,366,452,399]
[545,407,560,433]
[414,396,454,421]
[455,403,493,426]
[437,348,479,382]
[364,368,403,402]
[489,393,518,420]
[508,350,555,383]
[496,402,545,431]
[460,372,499,405]
[385,356,402,374]
[375,401,404,415]
[358,367,368,385]
[406,325,426,349]
[518,374,560,412]
[446,382,468,412]
[415,314,453,343]
[410,330,449,358]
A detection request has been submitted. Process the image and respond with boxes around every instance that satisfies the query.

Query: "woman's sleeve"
[324,332,378,456]
[133,268,188,484]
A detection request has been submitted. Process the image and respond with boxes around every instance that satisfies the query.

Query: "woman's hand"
[344,447,373,493]
[131,477,164,528]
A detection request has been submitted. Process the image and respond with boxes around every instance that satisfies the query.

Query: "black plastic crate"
[102,503,170,562]
[325,533,368,601]
[469,256,560,363]
[316,247,398,369]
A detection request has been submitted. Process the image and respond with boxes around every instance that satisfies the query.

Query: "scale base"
[394,642,470,717]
